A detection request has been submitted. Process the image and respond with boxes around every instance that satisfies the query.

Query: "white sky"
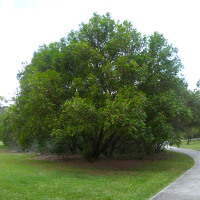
[0,0,200,99]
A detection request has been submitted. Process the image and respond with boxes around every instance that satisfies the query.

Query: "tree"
[0,96,15,147]
[184,89,200,144]
[53,87,146,160]
[0,96,7,115]
[14,69,66,150]
[6,13,191,160]
[0,105,17,147]
[0,96,8,124]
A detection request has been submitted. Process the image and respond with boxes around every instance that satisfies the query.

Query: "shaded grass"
[0,145,194,200]
[180,139,200,151]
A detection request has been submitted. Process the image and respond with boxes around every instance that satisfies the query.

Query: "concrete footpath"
[150,147,200,200]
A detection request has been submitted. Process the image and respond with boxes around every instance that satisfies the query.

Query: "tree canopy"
[1,13,199,160]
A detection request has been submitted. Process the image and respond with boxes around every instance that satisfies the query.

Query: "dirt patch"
[34,152,170,171]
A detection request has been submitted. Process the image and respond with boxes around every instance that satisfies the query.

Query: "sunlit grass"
[180,139,200,151]
[0,144,194,200]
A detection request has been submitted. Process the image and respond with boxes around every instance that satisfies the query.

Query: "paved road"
[150,147,200,200]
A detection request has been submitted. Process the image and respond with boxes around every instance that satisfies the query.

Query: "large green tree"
[2,13,195,159]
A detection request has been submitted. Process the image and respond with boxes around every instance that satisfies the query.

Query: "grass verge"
[0,145,194,200]
[180,139,200,151]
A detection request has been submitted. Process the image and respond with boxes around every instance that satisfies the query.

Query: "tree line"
[1,13,200,160]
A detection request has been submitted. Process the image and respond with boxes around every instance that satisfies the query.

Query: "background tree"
[0,96,7,115]
[184,89,200,144]
[0,96,15,147]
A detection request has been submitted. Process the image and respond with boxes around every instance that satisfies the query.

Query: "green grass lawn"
[0,144,194,200]
[180,139,200,151]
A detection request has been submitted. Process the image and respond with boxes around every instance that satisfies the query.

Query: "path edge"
[149,147,196,200]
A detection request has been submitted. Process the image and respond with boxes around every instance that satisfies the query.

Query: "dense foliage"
[1,13,200,159]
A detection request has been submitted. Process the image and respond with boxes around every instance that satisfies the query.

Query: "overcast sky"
[0,0,200,99]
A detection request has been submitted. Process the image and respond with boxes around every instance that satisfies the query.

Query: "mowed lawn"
[0,143,194,200]
[180,139,200,151]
